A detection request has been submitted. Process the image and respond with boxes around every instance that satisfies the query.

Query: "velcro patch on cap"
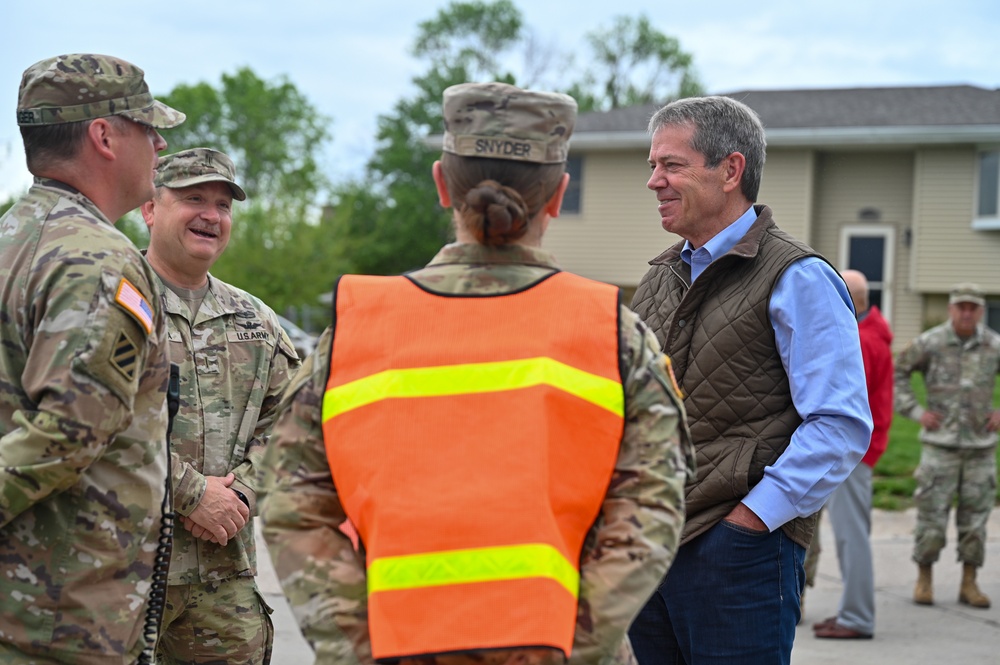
[453,135,547,162]
[115,278,154,334]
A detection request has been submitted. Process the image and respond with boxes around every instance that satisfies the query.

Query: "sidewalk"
[257,508,1000,665]
[792,507,999,664]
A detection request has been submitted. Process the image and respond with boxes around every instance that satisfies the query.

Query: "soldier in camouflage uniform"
[0,54,183,664]
[139,148,300,663]
[260,82,695,665]
[896,282,1000,609]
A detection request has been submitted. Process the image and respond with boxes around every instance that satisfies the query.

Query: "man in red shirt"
[813,269,894,639]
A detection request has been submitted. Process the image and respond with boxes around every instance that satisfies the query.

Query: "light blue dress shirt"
[680,206,873,531]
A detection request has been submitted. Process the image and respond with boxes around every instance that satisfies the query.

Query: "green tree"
[570,14,703,111]
[158,68,331,213]
[329,0,524,276]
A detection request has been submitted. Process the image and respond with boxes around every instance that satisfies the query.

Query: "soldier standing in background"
[140,148,299,663]
[0,54,184,663]
[896,282,1000,609]
[260,82,694,665]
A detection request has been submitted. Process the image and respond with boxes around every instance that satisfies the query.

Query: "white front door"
[839,225,895,321]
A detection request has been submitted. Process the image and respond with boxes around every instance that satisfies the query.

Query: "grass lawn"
[872,375,1000,510]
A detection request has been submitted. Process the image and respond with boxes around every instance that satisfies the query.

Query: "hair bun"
[464,180,528,246]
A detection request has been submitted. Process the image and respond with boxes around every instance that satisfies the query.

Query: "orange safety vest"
[322,272,625,661]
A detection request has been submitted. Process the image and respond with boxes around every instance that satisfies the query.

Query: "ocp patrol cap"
[155,148,247,201]
[949,282,986,307]
[16,53,185,129]
[442,82,577,164]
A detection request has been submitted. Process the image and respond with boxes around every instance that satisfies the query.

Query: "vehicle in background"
[277,315,318,360]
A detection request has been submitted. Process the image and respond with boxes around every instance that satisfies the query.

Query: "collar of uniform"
[32,176,114,227]
[426,242,561,270]
[947,321,984,347]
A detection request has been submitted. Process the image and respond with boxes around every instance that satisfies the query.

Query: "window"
[562,156,582,214]
[987,299,1000,333]
[974,150,1000,229]
[978,151,999,216]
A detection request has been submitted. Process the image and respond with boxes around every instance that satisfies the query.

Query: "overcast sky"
[2,0,998,199]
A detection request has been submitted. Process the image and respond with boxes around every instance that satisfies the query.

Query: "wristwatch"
[233,489,250,509]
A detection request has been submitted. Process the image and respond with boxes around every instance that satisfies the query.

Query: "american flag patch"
[115,278,154,334]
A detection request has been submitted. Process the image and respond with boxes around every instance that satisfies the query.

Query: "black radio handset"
[138,363,180,665]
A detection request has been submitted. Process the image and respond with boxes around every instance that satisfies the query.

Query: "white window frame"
[973,146,1000,230]
[839,224,895,323]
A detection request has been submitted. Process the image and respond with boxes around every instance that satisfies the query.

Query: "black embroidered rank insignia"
[111,330,139,381]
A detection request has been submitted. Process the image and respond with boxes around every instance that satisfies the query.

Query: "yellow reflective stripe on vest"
[368,543,580,597]
[323,357,623,421]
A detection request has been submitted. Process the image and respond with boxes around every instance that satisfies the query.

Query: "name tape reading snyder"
[453,136,548,162]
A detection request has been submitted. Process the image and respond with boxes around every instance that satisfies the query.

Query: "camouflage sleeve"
[894,336,928,421]
[170,451,207,517]
[0,261,162,527]
[259,328,373,665]
[231,316,301,511]
[569,305,694,665]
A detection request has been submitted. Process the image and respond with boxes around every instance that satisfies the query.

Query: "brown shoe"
[811,616,837,631]
[814,622,873,640]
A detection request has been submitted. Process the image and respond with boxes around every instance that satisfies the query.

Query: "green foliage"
[325,2,704,277]
[873,374,1000,509]
[0,196,15,217]
[147,68,335,316]
[157,68,332,214]
[572,14,703,111]
[413,0,523,75]
[115,211,149,248]
[136,2,705,295]
[209,203,348,316]
[327,1,524,277]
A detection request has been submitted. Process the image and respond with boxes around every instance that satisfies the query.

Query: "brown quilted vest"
[631,206,823,548]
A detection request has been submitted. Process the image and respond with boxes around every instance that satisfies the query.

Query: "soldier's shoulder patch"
[662,354,684,399]
[110,329,139,381]
[114,277,154,335]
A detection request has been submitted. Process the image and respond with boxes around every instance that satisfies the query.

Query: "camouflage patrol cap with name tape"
[949,282,986,307]
[155,148,247,201]
[442,82,577,164]
[16,53,185,129]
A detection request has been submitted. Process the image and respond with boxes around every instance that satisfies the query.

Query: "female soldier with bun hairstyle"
[260,82,693,665]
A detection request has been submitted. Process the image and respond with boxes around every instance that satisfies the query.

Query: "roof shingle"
[575,85,1000,133]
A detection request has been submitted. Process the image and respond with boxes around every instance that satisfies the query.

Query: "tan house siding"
[756,150,814,244]
[807,151,921,349]
[547,149,819,288]
[544,150,671,287]
[911,148,1000,295]
[544,143,1000,350]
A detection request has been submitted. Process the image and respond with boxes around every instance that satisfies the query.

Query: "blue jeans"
[629,520,805,665]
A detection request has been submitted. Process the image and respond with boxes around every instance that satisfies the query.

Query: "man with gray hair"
[895,282,1000,609]
[0,53,184,663]
[628,95,872,663]
[140,148,299,663]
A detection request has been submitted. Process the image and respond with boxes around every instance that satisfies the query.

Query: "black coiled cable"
[137,363,180,665]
